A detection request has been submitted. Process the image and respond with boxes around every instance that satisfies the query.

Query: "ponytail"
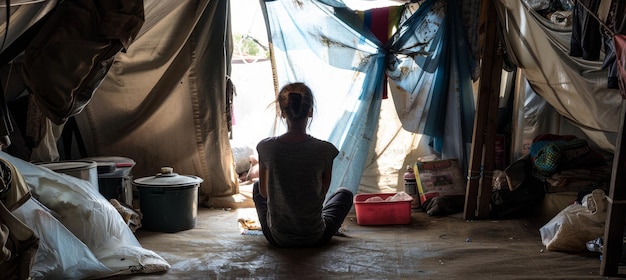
[278,83,314,121]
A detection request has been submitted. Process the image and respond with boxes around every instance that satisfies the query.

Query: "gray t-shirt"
[257,136,339,247]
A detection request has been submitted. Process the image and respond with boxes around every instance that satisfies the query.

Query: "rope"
[466,169,482,180]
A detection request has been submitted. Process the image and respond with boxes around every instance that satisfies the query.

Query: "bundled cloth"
[544,166,611,193]
[550,10,573,26]
[530,134,606,180]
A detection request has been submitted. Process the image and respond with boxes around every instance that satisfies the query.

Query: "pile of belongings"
[492,134,610,218]
[0,151,170,279]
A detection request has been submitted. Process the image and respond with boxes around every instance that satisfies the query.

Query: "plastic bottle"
[403,164,419,209]
[403,165,417,195]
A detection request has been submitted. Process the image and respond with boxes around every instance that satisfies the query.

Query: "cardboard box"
[414,159,465,205]
[354,193,412,225]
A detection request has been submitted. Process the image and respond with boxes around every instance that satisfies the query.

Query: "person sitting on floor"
[252,82,353,248]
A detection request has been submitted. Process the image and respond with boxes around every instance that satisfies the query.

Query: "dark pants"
[252,181,354,247]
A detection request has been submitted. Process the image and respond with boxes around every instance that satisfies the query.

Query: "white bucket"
[37,160,99,191]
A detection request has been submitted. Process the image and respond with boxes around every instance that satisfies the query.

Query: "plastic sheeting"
[496,0,621,152]
[1,151,169,279]
[263,0,386,197]
[262,0,477,196]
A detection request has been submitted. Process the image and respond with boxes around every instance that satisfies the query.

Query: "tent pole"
[600,98,626,276]
[258,0,281,133]
[463,0,503,220]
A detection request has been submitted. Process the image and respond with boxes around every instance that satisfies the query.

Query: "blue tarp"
[262,0,476,197]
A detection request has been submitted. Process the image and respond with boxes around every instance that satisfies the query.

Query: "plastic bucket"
[133,167,203,233]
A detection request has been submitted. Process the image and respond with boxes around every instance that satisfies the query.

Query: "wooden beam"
[478,52,503,218]
[464,0,503,219]
[600,99,626,276]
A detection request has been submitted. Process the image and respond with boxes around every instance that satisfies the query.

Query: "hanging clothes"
[570,0,602,61]
[569,0,619,89]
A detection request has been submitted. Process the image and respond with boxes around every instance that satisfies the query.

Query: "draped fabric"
[75,0,238,198]
[263,0,386,198]
[64,0,479,200]
[496,0,622,152]
[262,0,477,196]
[358,6,403,99]
[387,0,476,172]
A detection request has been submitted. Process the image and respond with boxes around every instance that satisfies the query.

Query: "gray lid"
[133,167,203,187]
[37,160,97,172]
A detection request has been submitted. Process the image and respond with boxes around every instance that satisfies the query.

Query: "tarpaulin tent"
[260,0,480,198]
[2,0,482,205]
[2,0,626,277]
[1,0,239,201]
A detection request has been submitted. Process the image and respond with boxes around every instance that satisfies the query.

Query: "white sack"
[1,151,170,278]
[539,189,607,252]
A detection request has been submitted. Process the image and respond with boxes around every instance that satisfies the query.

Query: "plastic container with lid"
[83,156,136,204]
[133,167,203,232]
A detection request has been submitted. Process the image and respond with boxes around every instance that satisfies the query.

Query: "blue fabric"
[388,0,476,168]
[262,0,476,197]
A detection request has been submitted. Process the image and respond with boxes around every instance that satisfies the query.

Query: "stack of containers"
[83,156,136,205]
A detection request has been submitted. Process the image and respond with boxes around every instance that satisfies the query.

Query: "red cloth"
[364,7,394,99]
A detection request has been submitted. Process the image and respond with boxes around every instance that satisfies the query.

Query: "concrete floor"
[110,205,624,280]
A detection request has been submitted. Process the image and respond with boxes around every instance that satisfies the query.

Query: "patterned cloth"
[530,134,606,179]
[532,138,587,177]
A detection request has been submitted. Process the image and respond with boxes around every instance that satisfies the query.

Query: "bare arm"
[258,159,269,198]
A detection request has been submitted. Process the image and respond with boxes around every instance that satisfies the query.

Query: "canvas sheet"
[74,0,238,198]
[496,0,622,152]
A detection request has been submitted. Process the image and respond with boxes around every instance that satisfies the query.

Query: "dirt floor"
[110,204,625,280]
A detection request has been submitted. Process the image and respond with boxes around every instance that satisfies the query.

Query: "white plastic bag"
[539,189,607,252]
[11,198,111,279]
[1,151,170,278]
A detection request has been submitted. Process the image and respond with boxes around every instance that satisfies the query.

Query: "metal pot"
[37,160,99,191]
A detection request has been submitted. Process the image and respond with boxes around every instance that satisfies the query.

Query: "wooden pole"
[464,0,503,219]
[600,99,626,276]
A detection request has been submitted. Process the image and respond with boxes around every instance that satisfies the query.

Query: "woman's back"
[256,136,338,247]
[253,82,352,248]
